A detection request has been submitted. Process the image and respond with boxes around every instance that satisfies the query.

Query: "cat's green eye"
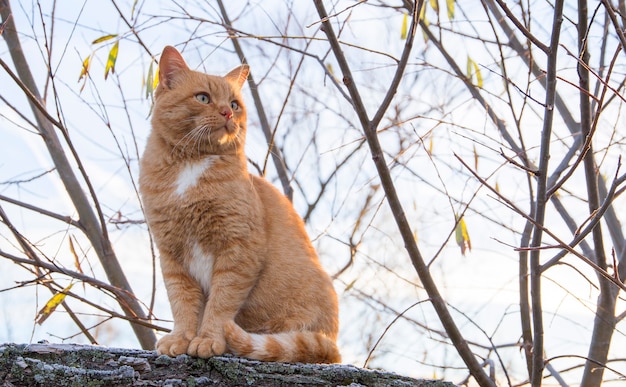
[230,101,239,110]
[195,93,210,104]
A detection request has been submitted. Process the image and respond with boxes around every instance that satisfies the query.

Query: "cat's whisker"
[194,125,212,157]
[170,123,212,158]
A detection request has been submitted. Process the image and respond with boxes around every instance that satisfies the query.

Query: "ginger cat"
[139,46,340,363]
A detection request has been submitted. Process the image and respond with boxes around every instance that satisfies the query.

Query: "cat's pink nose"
[220,107,233,120]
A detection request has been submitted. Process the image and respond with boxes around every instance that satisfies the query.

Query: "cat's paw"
[156,333,192,357]
[187,333,227,358]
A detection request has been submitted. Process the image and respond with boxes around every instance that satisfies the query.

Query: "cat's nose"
[220,107,233,120]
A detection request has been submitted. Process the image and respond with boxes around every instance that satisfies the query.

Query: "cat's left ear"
[224,65,250,90]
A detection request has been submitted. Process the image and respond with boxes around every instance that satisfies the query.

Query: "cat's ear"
[224,65,250,90]
[159,46,189,89]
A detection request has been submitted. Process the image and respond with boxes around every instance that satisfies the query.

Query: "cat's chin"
[214,126,239,146]
[217,136,232,145]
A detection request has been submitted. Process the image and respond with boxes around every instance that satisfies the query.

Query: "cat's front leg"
[157,254,205,357]
[188,248,261,358]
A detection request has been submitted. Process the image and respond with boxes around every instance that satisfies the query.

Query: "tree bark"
[0,343,454,386]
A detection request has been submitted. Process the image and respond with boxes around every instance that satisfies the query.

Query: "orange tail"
[224,321,341,363]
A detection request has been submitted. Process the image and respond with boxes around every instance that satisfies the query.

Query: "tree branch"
[313,1,496,386]
[216,0,294,200]
[0,0,156,349]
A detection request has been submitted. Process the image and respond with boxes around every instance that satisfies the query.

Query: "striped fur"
[224,321,341,363]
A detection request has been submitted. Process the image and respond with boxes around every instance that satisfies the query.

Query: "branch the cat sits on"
[139,46,340,363]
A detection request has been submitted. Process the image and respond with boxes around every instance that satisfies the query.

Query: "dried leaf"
[455,215,471,256]
[131,0,139,20]
[91,34,118,45]
[69,237,86,291]
[344,279,357,291]
[68,237,84,275]
[0,14,10,36]
[36,284,74,325]
[104,41,119,80]
[473,144,479,170]
[401,12,408,40]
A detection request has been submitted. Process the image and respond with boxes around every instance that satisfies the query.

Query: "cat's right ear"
[159,46,189,89]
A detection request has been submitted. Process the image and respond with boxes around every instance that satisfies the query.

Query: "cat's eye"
[195,93,210,104]
[230,101,239,110]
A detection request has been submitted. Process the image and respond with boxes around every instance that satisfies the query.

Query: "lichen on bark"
[0,343,456,386]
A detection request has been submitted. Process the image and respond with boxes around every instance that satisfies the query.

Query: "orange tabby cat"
[139,46,340,363]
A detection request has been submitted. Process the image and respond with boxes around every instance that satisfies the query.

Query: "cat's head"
[151,46,249,157]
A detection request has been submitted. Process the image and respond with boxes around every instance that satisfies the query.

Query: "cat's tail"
[224,320,341,363]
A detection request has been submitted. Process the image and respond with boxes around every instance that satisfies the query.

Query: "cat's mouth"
[215,124,238,145]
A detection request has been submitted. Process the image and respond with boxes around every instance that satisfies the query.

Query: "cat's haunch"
[139,46,340,364]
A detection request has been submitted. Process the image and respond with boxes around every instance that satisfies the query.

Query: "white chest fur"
[174,157,215,196]
[188,242,213,293]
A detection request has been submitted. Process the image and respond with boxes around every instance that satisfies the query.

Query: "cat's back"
[250,175,300,226]
[249,174,333,287]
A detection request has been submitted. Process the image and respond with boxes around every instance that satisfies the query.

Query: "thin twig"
[314,1,496,385]
[0,194,84,231]
[216,0,294,200]
[455,154,626,292]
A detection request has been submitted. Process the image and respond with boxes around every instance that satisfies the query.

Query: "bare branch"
[313,1,496,385]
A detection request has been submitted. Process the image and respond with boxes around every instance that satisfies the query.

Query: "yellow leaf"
[429,0,439,12]
[446,0,455,20]
[473,61,483,88]
[78,55,91,85]
[495,180,500,193]
[420,6,429,43]
[428,136,433,155]
[78,55,92,92]
[153,63,159,90]
[326,62,334,77]
[104,41,119,80]
[467,56,483,87]
[36,284,74,325]
[401,12,408,40]
[421,2,429,26]
[145,61,154,99]
[91,34,118,45]
[455,215,471,256]
[145,61,160,99]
